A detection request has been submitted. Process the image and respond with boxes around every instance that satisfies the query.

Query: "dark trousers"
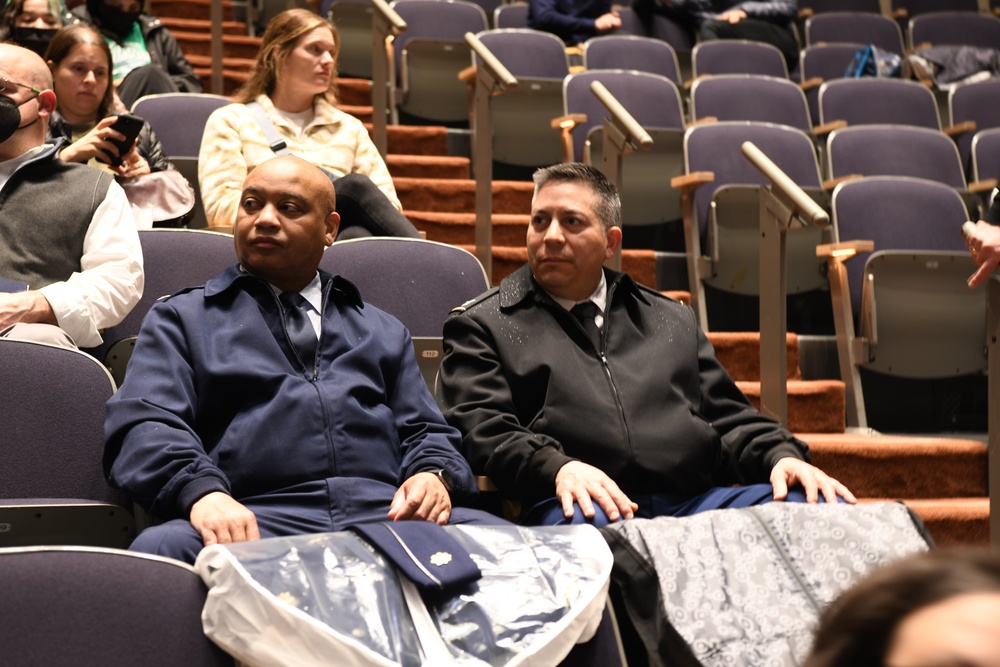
[699,18,799,70]
[117,64,181,110]
[329,173,422,240]
[130,502,505,565]
[524,483,837,527]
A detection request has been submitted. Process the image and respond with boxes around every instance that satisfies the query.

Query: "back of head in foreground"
[804,548,1000,667]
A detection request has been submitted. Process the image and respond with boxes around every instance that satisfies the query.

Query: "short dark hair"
[804,548,1000,667]
[532,162,621,232]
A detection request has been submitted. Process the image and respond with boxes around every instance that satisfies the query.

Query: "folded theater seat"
[196,524,613,666]
[602,502,932,667]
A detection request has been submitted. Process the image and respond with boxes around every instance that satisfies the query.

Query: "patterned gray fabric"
[603,502,931,667]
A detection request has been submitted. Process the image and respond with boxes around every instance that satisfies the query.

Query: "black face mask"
[12,27,59,58]
[100,4,140,36]
[0,94,39,143]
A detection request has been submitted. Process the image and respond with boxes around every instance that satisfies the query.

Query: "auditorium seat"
[691,38,789,80]
[558,69,686,234]
[674,121,832,332]
[389,0,488,125]
[804,12,905,56]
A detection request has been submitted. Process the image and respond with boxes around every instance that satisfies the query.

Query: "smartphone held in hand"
[104,114,144,168]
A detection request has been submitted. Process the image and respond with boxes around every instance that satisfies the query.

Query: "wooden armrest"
[943,120,977,138]
[683,73,710,91]
[823,174,863,191]
[458,64,476,83]
[817,240,875,259]
[551,113,587,130]
[970,178,998,194]
[687,116,717,128]
[671,170,714,190]
[797,7,813,20]
[812,119,847,137]
[476,475,499,492]
[891,8,907,19]
[799,76,823,92]
[553,113,588,162]
[912,41,932,52]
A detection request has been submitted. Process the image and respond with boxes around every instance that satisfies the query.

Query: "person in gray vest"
[0,42,143,348]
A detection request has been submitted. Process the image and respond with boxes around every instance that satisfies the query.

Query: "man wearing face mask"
[71,0,201,108]
[0,43,143,349]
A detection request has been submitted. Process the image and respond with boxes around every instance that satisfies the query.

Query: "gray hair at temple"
[532,162,621,233]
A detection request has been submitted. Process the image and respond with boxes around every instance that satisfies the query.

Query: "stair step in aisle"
[711,333,989,547]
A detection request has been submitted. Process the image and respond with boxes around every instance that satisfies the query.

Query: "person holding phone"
[198,9,419,238]
[44,23,169,178]
[43,24,194,227]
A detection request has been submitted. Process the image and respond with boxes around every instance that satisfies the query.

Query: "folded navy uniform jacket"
[350,521,482,591]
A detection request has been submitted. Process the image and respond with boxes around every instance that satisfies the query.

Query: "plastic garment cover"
[601,502,932,667]
[196,524,612,667]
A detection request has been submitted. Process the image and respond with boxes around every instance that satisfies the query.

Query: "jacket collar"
[7,139,66,176]
[498,264,649,310]
[205,263,364,309]
[254,93,345,132]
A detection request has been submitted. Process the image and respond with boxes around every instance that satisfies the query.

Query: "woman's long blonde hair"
[234,8,339,105]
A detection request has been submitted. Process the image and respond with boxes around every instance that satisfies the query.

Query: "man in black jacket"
[437,163,854,526]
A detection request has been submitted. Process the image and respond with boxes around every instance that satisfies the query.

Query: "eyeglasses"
[0,78,42,96]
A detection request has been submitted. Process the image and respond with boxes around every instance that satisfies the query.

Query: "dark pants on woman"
[329,173,421,240]
[117,64,181,110]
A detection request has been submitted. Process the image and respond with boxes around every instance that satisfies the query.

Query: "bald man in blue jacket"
[104,156,499,564]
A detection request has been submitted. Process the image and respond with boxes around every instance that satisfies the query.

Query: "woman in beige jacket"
[198,9,419,238]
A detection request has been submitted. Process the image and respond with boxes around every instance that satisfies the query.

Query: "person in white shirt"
[0,42,143,349]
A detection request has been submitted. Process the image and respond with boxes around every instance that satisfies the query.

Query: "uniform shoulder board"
[449,286,500,314]
[159,285,201,301]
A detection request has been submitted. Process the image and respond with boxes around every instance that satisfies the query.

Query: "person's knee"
[129,519,205,564]
[335,224,372,240]
[780,488,846,505]
[697,19,726,40]
[524,499,618,527]
[331,172,377,201]
[1,323,77,349]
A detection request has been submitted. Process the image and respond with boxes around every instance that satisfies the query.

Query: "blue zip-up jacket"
[104,264,476,522]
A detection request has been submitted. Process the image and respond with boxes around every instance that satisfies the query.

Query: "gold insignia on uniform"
[429,551,453,566]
